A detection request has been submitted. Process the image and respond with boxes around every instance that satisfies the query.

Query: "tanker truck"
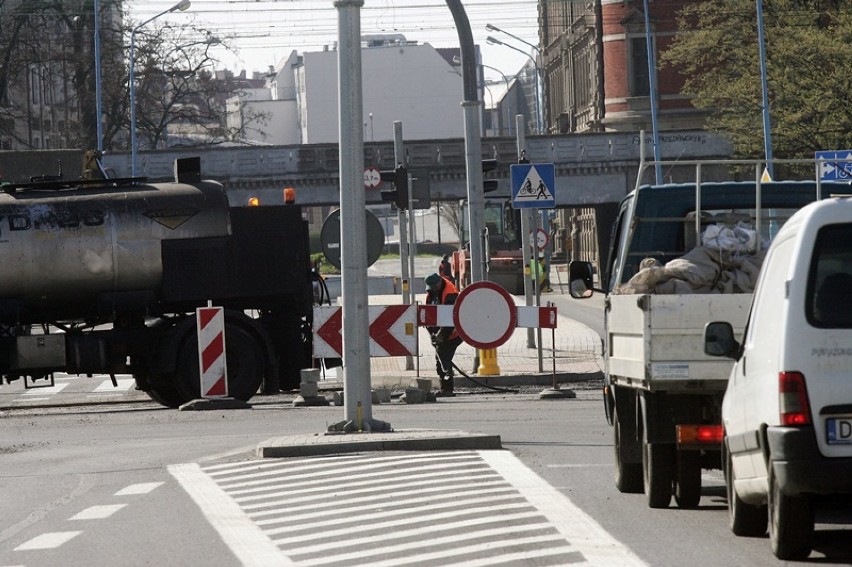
[0,157,312,407]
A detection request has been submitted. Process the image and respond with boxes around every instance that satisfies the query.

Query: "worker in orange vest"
[424,273,463,396]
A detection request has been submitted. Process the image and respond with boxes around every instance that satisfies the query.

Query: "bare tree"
[438,201,464,245]
[0,3,268,151]
[124,21,269,150]
[0,0,101,149]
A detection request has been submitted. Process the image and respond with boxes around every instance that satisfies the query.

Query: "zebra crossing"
[170,450,645,566]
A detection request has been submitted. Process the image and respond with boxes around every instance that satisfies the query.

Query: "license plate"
[826,417,852,444]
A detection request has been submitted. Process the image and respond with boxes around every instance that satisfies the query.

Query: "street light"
[94,0,103,152]
[481,63,513,136]
[487,36,541,134]
[453,55,513,135]
[486,23,543,132]
[130,0,191,177]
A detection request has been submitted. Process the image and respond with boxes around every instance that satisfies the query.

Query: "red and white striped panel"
[197,306,228,398]
[418,304,557,330]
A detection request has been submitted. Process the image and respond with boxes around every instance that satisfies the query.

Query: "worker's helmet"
[424,273,442,292]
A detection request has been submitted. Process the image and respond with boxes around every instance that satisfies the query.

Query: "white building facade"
[228,37,468,145]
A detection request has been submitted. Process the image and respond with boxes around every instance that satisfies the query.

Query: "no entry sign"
[452,281,517,349]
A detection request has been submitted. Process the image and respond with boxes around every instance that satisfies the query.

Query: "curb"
[257,429,503,458]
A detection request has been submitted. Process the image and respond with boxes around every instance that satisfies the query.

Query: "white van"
[704,197,852,560]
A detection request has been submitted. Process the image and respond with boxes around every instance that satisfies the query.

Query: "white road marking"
[94,378,135,392]
[296,523,554,566]
[232,463,491,500]
[481,450,646,566]
[181,450,646,566]
[349,536,579,567]
[547,463,610,468]
[239,470,502,511]
[259,490,523,528]
[115,482,164,496]
[69,504,127,520]
[14,531,82,551]
[169,463,292,567]
[270,501,536,543]
[22,383,68,396]
[249,479,511,520]
[271,511,546,552]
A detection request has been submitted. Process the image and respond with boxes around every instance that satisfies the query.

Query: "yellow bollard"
[477,348,500,376]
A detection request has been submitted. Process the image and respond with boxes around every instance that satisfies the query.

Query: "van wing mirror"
[704,321,740,359]
[569,260,595,299]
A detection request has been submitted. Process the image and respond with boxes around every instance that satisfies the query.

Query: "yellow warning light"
[284,187,296,205]
[248,197,260,207]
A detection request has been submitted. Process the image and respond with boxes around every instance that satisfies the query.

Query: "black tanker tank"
[0,178,230,323]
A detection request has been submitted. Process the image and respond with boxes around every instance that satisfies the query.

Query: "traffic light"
[482,158,499,193]
[380,164,408,209]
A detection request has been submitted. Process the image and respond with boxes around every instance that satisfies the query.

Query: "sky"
[126,0,541,83]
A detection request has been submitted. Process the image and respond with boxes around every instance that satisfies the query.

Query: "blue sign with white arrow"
[510,163,556,209]
[816,150,852,181]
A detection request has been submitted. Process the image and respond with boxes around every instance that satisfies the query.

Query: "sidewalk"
[316,293,604,391]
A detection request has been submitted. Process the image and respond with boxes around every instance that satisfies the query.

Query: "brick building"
[538,0,711,271]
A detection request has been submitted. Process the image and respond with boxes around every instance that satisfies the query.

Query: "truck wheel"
[175,324,264,402]
[769,466,813,560]
[643,441,674,508]
[613,405,643,493]
[674,451,702,509]
[144,379,184,409]
[725,447,766,537]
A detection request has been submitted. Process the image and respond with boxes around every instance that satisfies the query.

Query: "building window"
[630,37,650,97]
[31,68,40,105]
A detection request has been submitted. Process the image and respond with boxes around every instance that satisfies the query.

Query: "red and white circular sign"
[529,228,549,251]
[364,167,382,188]
[452,281,517,349]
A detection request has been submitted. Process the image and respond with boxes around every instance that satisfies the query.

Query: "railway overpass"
[99,130,732,208]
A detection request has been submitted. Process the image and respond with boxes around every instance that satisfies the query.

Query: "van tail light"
[677,424,724,447]
[779,371,812,426]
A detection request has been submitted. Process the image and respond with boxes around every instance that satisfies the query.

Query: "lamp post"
[486,23,543,133]
[487,36,541,134]
[94,0,103,152]
[756,0,774,178]
[481,64,512,136]
[130,0,191,177]
[454,56,512,135]
[642,0,662,184]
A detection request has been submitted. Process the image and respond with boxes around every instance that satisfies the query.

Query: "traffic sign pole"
[516,116,535,349]
[394,122,414,371]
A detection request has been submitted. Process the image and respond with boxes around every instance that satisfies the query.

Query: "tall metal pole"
[446,0,485,283]
[756,0,774,178]
[332,0,387,433]
[94,0,103,152]
[130,0,190,177]
[642,0,662,184]
[516,114,535,348]
[393,122,413,371]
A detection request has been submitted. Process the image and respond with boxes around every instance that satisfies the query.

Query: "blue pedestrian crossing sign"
[511,163,556,209]
[816,150,852,180]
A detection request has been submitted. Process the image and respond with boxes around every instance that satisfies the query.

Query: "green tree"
[661,0,852,160]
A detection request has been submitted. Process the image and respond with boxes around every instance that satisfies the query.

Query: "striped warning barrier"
[197,306,228,398]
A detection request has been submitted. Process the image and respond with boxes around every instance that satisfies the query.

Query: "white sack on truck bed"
[617,222,767,295]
